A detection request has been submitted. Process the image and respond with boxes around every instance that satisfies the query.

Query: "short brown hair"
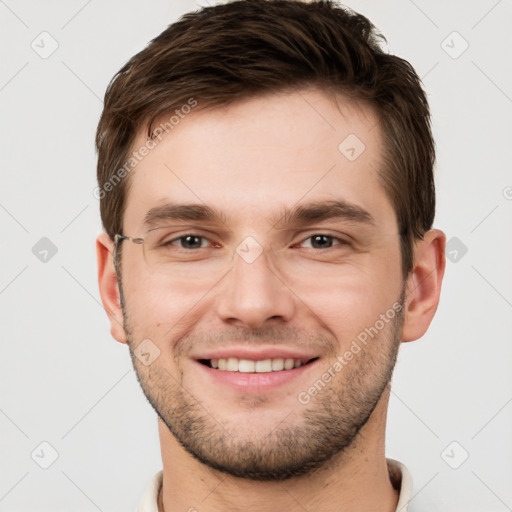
[96,0,435,277]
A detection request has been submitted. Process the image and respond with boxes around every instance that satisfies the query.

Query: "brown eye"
[167,235,209,249]
[300,234,346,249]
[310,235,334,249]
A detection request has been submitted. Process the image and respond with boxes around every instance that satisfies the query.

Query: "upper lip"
[193,347,318,363]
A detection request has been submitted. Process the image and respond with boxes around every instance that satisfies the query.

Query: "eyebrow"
[142,199,375,230]
[273,199,375,229]
[143,203,228,228]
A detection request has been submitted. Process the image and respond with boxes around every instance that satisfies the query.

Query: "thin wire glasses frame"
[113,233,144,272]
[112,229,221,273]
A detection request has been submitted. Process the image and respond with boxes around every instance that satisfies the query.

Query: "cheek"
[122,273,204,340]
[299,284,393,342]
[287,256,402,342]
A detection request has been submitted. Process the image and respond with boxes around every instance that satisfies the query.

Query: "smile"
[199,357,318,372]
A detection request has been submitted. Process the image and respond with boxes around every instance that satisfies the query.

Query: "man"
[95,1,445,510]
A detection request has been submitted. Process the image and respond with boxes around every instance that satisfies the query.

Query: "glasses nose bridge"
[232,236,288,282]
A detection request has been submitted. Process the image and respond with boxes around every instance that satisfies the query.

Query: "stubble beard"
[119,277,404,481]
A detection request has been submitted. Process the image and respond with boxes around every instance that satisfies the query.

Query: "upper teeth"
[211,358,303,372]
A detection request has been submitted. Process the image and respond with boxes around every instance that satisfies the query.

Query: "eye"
[167,234,212,250]
[298,234,347,249]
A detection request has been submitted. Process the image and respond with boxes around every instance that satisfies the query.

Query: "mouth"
[193,351,321,392]
[198,357,319,372]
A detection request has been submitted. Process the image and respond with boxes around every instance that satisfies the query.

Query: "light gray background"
[1,1,511,510]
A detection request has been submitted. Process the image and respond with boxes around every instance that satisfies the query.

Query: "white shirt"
[137,458,413,511]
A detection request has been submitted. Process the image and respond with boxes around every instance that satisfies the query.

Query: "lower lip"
[193,359,318,393]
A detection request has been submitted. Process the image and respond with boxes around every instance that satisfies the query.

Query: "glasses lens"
[142,227,230,279]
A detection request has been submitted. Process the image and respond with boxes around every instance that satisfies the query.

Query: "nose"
[214,245,296,330]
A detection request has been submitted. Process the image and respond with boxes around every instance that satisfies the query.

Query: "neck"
[157,387,398,512]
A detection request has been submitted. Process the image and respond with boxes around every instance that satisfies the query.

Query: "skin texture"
[97,88,446,511]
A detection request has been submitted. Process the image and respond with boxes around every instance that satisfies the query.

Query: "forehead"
[123,89,394,233]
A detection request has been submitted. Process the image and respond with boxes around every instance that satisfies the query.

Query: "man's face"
[119,89,405,480]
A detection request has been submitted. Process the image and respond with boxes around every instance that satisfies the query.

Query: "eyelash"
[165,233,349,250]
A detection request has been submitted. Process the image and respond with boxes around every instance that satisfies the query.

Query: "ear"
[96,232,127,344]
[402,229,446,342]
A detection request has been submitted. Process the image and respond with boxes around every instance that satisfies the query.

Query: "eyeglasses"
[114,224,400,281]
[113,226,235,276]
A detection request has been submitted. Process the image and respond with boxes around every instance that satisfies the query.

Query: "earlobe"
[96,232,128,344]
[402,229,446,343]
